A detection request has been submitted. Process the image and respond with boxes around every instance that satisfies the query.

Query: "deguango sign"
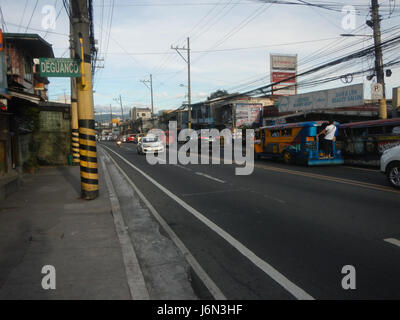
[39,58,81,77]
[277,83,364,112]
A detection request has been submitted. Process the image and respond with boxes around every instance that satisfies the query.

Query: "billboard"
[270,54,297,96]
[271,72,296,83]
[235,103,262,128]
[277,83,364,113]
[270,55,297,70]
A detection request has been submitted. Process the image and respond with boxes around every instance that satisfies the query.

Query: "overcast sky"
[1,0,400,115]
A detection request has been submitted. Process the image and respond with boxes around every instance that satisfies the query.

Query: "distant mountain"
[95,113,121,123]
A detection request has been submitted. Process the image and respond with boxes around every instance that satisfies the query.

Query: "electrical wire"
[24,0,39,33]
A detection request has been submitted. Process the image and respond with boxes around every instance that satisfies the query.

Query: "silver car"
[137,135,165,155]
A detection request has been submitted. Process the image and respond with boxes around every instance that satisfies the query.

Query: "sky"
[1,0,400,116]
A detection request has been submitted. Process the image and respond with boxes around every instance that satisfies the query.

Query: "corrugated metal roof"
[3,33,54,58]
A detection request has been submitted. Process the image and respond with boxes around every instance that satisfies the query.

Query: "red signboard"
[272,72,296,83]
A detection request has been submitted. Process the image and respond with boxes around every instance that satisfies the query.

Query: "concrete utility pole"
[371,0,387,119]
[71,0,99,200]
[140,74,154,116]
[69,1,79,165]
[171,37,191,129]
[119,94,124,121]
[109,104,112,128]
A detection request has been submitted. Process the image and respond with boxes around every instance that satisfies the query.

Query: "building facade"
[0,32,71,185]
[130,107,152,121]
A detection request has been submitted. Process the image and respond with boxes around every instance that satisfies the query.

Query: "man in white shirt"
[317,120,337,158]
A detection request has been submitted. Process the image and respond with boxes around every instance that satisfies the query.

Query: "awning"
[8,90,41,104]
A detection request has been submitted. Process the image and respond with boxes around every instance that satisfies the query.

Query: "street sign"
[39,58,81,77]
[371,83,383,100]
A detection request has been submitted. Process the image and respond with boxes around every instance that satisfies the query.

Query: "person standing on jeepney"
[317,120,337,158]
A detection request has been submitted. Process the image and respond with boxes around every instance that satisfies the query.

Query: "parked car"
[380,145,400,188]
[137,135,165,155]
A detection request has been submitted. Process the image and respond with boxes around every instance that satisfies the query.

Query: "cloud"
[3,0,399,108]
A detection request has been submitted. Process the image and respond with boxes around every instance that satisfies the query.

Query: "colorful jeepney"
[337,118,400,166]
[254,121,344,166]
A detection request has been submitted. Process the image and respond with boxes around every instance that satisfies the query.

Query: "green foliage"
[207,89,229,100]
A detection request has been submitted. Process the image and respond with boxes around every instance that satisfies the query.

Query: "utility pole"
[140,74,154,116]
[171,37,191,129]
[370,0,387,118]
[119,94,124,121]
[71,0,99,200]
[69,0,79,165]
[109,104,112,128]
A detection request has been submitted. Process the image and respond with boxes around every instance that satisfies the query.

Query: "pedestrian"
[317,120,337,158]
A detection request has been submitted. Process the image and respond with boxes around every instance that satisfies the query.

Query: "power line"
[17,0,29,32]
[24,0,39,33]
[4,20,69,36]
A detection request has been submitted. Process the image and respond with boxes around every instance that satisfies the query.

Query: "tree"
[207,89,229,100]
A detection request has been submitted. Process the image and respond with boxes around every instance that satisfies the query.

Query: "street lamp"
[340,34,373,37]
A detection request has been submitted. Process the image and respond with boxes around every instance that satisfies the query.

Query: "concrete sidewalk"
[0,164,135,299]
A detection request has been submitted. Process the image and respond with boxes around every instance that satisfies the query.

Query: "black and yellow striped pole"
[72,0,98,200]
[70,80,80,164]
[77,35,98,200]
[69,2,79,165]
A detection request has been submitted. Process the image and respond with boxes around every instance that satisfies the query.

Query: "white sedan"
[380,145,400,188]
[137,135,165,155]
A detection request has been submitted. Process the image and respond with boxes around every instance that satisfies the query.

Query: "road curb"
[99,151,150,300]
[101,144,227,300]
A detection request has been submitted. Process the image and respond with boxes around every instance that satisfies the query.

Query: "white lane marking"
[173,164,192,172]
[344,166,379,172]
[195,172,226,184]
[182,189,246,197]
[384,238,400,248]
[101,147,226,300]
[102,145,314,300]
[263,194,286,204]
[100,155,150,300]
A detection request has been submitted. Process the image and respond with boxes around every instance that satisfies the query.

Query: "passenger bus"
[337,118,400,166]
[254,121,344,166]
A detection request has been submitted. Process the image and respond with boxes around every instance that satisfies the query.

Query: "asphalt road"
[100,141,400,300]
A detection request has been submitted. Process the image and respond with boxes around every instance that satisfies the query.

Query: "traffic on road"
[97,116,400,300]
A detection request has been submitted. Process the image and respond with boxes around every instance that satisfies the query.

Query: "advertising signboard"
[277,83,364,112]
[272,72,296,83]
[270,55,297,70]
[235,103,262,127]
[270,54,297,96]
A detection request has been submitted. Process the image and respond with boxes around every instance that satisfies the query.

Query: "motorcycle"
[116,140,122,147]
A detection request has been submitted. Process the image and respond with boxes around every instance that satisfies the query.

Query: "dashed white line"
[173,164,192,171]
[102,144,314,300]
[195,172,226,183]
[384,238,400,248]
